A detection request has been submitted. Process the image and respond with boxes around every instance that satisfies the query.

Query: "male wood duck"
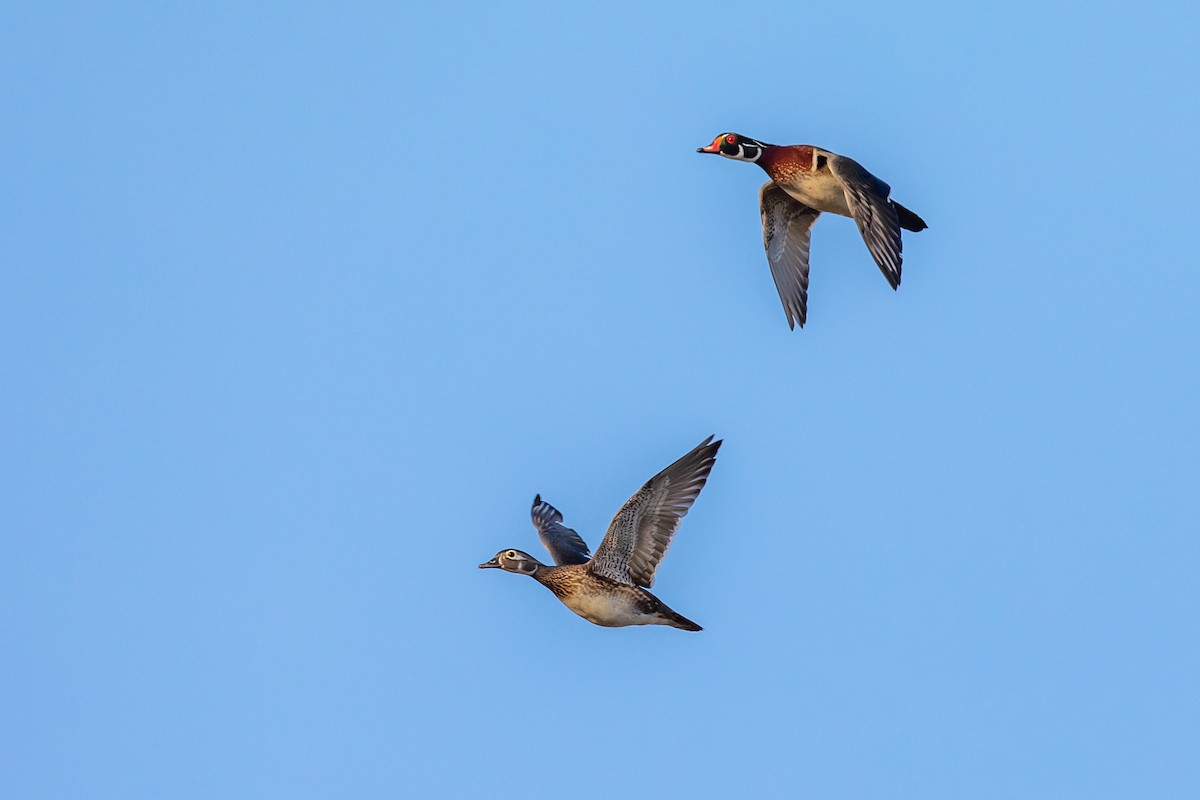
[698,132,928,329]
[479,436,721,631]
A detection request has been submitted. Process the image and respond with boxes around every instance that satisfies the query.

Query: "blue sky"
[3,2,1198,797]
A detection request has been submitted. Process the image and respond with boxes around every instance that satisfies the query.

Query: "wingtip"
[784,304,806,330]
[697,435,723,462]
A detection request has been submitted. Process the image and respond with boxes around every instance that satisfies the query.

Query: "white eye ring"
[506,550,517,559]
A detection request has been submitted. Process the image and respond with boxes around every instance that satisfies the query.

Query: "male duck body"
[698,132,928,329]
[479,436,721,631]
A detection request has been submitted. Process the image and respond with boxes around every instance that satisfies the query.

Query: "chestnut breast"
[760,145,851,216]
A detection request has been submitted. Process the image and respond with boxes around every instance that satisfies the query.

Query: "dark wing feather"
[760,181,821,330]
[828,155,904,289]
[588,437,721,587]
[530,495,591,566]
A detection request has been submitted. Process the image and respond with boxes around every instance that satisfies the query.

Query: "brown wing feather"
[828,155,904,289]
[588,437,721,587]
[760,181,821,330]
[530,495,591,566]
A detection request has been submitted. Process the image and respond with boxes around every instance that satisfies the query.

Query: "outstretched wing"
[828,155,904,289]
[530,495,591,566]
[588,437,721,587]
[760,181,821,330]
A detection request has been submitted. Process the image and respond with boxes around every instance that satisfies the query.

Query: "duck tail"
[665,609,703,632]
[893,201,928,232]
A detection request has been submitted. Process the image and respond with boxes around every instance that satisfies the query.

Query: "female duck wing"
[760,181,821,330]
[827,155,904,289]
[588,437,721,588]
[530,495,591,566]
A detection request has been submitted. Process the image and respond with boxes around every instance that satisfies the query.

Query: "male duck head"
[697,132,773,163]
[478,548,542,575]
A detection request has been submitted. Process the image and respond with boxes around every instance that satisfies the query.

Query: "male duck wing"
[531,495,591,566]
[760,181,821,330]
[828,155,904,289]
[588,437,721,588]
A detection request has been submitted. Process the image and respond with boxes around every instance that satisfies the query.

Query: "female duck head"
[478,548,541,575]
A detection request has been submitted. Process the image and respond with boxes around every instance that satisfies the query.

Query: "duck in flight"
[479,436,721,631]
[698,132,927,329]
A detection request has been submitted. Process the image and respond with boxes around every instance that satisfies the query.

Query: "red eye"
[725,135,736,144]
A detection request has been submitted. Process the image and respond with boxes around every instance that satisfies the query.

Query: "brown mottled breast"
[534,565,588,600]
[759,145,816,182]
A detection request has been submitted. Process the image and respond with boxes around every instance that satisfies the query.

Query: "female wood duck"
[698,132,928,330]
[479,436,721,631]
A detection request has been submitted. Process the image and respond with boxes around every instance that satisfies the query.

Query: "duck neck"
[531,565,572,598]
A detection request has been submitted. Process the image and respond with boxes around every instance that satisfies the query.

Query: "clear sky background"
[3,2,1198,798]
